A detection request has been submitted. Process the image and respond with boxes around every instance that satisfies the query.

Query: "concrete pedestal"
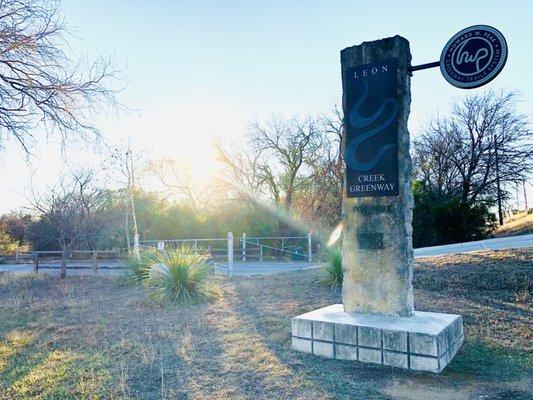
[291,304,463,373]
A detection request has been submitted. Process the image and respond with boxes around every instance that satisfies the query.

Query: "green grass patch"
[448,340,533,381]
[144,246,221,304]
[120,246,221,304]
[2,350,111,400]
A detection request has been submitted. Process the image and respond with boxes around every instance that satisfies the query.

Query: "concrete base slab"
[291,304,463,373]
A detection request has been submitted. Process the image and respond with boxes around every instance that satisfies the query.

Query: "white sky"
[1,0,532,213]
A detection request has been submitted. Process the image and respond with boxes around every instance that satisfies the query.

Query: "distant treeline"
[0,90,530,253]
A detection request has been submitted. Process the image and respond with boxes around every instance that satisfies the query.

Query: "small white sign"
[157,241,165,251]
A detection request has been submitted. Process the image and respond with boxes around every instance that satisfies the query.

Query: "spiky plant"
[120,249,159,286]
[319,247,343,288]
[144,245,220,304]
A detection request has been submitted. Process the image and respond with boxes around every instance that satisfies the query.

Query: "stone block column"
[341,36,414,317]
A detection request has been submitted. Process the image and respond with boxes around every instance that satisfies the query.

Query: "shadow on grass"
[0,327,112,399]
[121,341,191,400]
[228,277,392,400]
[228,272,532,398]
[447,340,532,381]
[0,331,43,391]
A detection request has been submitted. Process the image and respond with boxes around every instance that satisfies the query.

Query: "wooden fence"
[0,250,122,274]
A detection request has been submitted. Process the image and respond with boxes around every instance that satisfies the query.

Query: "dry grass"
[496,212,533,237]
[0,249,532,399]
[415,249,532,360]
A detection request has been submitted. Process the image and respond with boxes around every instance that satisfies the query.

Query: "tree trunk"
[60,253,67,278]
[523,179,529,212]
[60,242,68,279]
[125,206,131,250]
[494,139,504,225]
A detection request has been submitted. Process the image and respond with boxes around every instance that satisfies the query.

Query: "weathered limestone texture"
[341,36,414,316]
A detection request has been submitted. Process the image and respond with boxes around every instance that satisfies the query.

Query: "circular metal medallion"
[440,25,508,89]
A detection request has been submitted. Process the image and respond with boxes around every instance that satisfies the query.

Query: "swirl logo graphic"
[452,38,492,75]
[440,25,507,89]
[345,80,398,172]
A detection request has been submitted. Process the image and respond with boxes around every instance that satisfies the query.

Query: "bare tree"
[30,171,119,278]
[215,136,265,199]
[413,127,462,197]
[216,110,348,232]
[104,140,144,250]
[292,105,344,229]
[413,90,532,224]
[0,0,120,153]
[320,103,344,171]
[147,158,214,211]
[249,115,322,212]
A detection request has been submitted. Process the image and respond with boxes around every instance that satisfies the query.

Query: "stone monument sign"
[291,27,506,373]
[341,37,413,317]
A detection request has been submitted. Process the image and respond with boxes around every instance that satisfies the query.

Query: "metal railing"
[139,237,229,262]
[238,234,312,262]
[140,232,316,276]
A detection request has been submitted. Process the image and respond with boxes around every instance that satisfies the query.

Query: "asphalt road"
[413,233,533,257]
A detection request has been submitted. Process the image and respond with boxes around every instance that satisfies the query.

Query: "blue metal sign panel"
[343,59,399,198]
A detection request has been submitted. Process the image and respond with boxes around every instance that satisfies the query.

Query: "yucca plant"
[121,249,159,286]
[144,245,220,304]
[319,247,343,288]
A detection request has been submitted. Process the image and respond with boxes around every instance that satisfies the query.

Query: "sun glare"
[326,222,343,247]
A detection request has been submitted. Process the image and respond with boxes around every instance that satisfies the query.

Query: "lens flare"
[326,222,343,247]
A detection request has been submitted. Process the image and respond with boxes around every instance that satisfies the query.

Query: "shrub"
[319,247,343,288]
[144,246,220,304]
[121,249,158,286]
[0,229,19,254]
[413,181,496,247]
